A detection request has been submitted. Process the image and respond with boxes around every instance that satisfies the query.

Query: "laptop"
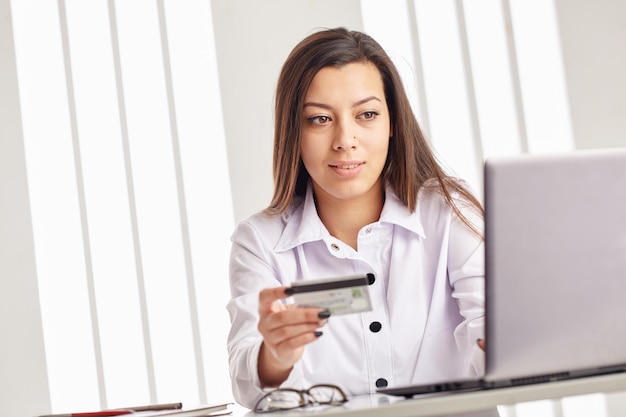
[378,147,626,397]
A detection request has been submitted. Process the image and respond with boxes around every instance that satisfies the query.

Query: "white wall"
[553,0,626,149]
[210,0,364,222]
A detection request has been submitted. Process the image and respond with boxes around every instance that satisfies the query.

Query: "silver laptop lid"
[484,148,626,382]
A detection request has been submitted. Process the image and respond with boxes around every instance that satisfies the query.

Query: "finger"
[258,286,291,310]
[280,330,323,349]
[271,327,324,356]
[264,321,324,346]
[263,307,329,332]
[259,327,323,375]
[260,319,323,364]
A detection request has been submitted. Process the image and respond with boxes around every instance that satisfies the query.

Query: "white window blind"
[361,0,574,199]
[12,0,233,411]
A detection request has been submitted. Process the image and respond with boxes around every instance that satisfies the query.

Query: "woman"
[227,27,485,410]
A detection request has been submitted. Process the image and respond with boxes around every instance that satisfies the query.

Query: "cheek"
[299,139,319,170]
[373,136,391,162]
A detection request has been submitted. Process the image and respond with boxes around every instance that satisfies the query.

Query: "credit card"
[289,273,373,315]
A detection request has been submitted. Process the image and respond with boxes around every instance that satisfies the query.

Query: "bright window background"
[10,0,599,415]
[361,0,574,200]
[12,0,233,411]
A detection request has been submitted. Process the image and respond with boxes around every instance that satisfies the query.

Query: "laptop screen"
[484,148,626,382]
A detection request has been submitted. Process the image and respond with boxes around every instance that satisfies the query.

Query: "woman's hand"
[257,286,329,387]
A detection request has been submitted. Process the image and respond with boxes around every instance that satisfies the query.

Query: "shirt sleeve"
[446,198,486,376]
[226,219,305,409]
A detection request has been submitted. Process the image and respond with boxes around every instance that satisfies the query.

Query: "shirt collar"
[379,184,426,238]
[275,183,426,252]
[274,184,328,252]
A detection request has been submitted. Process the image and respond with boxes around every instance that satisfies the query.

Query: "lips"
[330,163,361,169]
[329,161,364,169]
[328,161,364,178]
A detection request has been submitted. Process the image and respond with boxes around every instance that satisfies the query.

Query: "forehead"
[305,62,385,102]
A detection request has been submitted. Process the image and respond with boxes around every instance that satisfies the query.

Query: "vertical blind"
[12,0,233,411]
[11,0,603,416]
[361,0,574,197]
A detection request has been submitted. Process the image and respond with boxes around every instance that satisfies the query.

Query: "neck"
[313,181,385,250]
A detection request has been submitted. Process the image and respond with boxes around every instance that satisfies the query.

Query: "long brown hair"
[266,27,483,235]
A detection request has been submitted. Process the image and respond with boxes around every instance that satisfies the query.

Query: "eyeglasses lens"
[308,386,345,404]
[257,390,303,412]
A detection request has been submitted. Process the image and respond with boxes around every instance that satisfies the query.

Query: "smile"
[328,161,364,178]
[329,163,363,169]
[328,162,363,169]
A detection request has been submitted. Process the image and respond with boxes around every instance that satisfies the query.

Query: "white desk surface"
[231,372,626,417]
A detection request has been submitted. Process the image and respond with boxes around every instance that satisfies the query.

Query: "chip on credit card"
[289,273,373,315]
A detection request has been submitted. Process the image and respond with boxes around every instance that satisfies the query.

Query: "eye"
[358,111,379,121]
[307,115,331,125]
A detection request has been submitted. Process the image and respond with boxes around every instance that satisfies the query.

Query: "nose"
[332,121,358,151]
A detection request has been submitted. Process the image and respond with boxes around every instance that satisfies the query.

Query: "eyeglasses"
[254,384,347,413]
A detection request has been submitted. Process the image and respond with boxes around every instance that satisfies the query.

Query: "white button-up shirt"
[227,183,485,409]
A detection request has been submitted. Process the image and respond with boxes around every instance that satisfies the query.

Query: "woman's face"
[300,62,391,204]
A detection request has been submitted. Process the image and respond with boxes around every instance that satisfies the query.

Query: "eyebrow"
[303,96,382,110]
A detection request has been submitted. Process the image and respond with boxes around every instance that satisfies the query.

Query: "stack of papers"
[133,404,233,416]
[37,402,233,417]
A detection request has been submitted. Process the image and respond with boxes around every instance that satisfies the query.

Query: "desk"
[233,372,626,417]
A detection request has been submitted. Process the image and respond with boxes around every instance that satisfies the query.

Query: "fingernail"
[284,287,295,295]
[318,310,331,319]
[314,331,323,337]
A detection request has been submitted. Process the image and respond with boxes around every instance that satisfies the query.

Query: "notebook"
[378,147,626,397]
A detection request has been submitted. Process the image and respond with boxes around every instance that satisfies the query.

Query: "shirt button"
[375,378,388,388]
[369,321,382,333]
[330,243,340,251]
